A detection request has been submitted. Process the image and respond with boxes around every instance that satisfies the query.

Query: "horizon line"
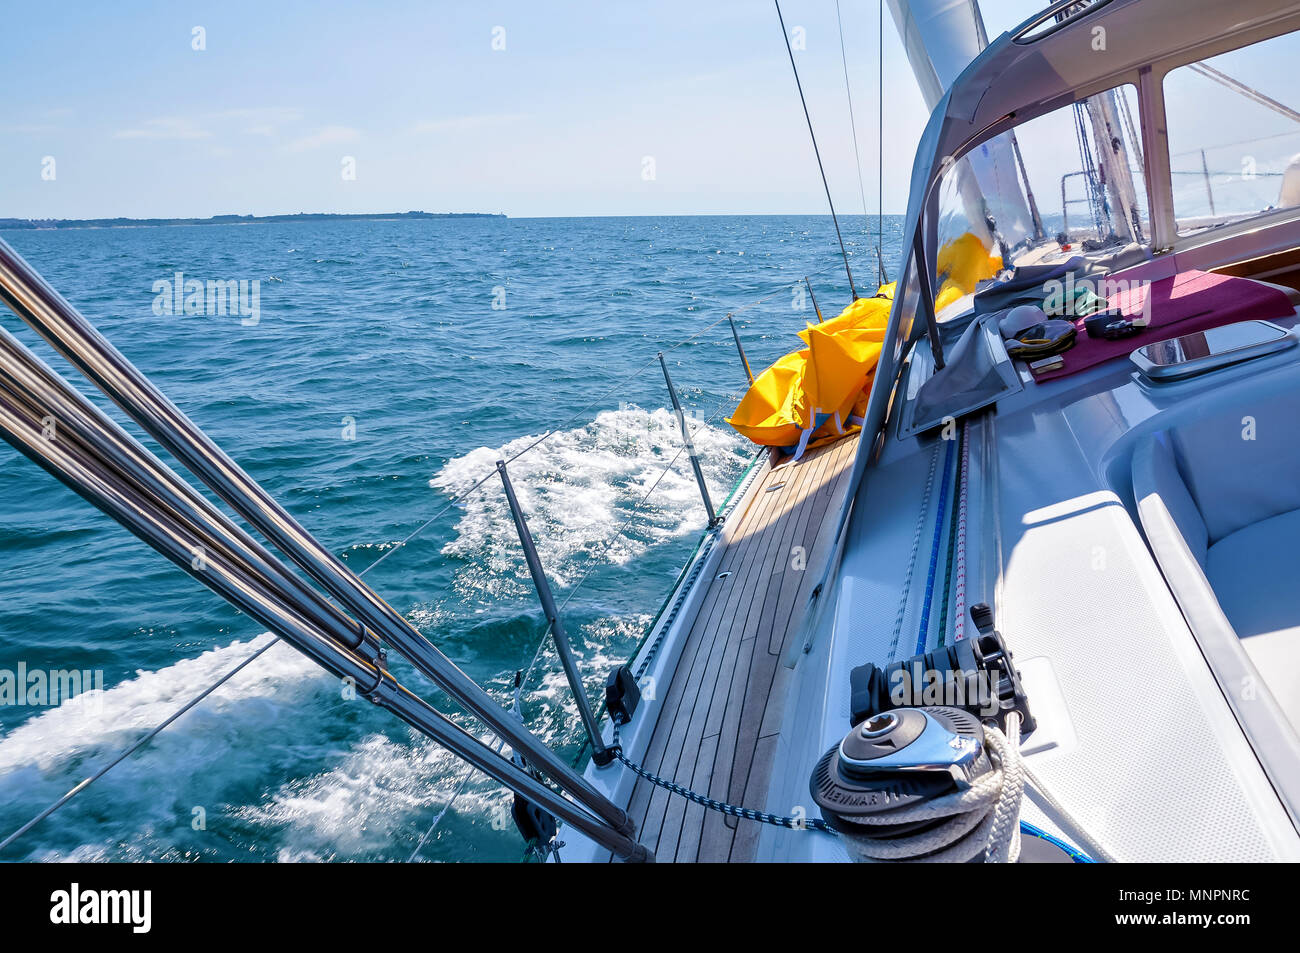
[1,209,910,230]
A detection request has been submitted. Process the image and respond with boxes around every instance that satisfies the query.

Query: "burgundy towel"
[1030,270,1295,382]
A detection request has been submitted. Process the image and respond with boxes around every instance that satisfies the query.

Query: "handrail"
[1011,0,1117,45]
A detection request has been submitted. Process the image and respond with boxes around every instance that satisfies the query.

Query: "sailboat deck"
[624,434,859,862]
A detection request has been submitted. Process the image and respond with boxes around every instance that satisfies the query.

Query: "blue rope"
[1020,821,1095,863]
[915,436,957,655]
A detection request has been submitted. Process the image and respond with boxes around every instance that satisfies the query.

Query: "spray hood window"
[928,83,1150,320]
[1164,31,1300,236]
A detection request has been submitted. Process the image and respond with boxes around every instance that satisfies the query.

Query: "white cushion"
[1206,509,1300,725]
[1133,437,1300,805]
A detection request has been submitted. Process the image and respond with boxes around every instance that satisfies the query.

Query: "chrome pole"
[0,373,650,862]
[727,316,754,386]
[658,352,719,528]
[0,237,634,837]
[496,461,611,765]
[912,229,946,371]
[0,323,379,659]
[804,277,823,323]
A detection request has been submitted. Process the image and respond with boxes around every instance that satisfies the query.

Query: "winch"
[810,706,994,852]
[809,607,1074,862]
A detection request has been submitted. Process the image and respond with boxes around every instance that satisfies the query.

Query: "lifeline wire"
[370,259,849,576]
[775,0,858,299]
[1,252,837,857]
[0,639,277,854]
[409,383,747,856]
[836,0,871,226]
[0,500,419,856]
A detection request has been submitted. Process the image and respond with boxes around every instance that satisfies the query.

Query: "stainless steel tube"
[0,323,378,658]
[0,238,634,836]
[658,352,719,527]
[0,384,650,861]
[497,460,609,763]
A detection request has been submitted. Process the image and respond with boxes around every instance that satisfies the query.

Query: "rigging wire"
[1,145,858,855]
[0,638,277,854]
[1189,62,1300,124]
[835,0,871,226]
[0,489,435,856]
[775,0,859,299]
[373,260,847,577]
[408,382,747,857]
[0,290,768,858]
[878,0,886,286]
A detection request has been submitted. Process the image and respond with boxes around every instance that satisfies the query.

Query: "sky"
[1,1,1044,220]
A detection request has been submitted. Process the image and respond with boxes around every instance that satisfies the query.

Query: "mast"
[1081,88,1143,243]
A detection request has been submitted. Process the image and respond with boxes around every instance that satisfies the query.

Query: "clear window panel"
[930,83,1149,319]
[1165,33,1300,235]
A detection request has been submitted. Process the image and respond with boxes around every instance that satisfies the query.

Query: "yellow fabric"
[727,289,891,450]
[811,294,892,338]
[935,231,1002,303]
[935,280,967,313]
[726,348,810,447]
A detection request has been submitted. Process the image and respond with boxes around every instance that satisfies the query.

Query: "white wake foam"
[235,732,510,862]
[0,634,326,779]
[0,406,752,860]
[430,406,748,592]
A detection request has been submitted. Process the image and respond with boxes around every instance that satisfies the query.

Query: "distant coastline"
[0,211,506,230]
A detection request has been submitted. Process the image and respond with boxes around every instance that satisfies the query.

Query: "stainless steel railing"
[0,234,836,861]
[0,236,648,861]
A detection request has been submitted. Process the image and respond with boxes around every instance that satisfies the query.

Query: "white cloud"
[210,107,305,136]
[113,117,211,140]
[409,114,524,134]
[280,125,361,152]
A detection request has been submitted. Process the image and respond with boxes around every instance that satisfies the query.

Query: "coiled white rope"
[835,713,1025,864]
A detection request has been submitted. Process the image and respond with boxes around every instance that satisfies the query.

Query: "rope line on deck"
[937,424,965,647]
[611,725,836,835]
[888,440,939,662]
[952,419,971,642]
[833,713,1024,863]
[916,435,958,655]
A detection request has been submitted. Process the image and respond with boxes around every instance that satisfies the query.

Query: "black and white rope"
[612,726,835,834]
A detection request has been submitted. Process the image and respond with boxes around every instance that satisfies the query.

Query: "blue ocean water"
[0,214,903,862]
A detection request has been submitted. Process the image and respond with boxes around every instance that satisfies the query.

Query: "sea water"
[0,214,903,861]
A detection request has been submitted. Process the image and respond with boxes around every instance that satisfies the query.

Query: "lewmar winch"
[809,605,1072,862]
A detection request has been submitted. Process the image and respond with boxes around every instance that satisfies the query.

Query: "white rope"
[1022,761,1118,864]
[986,712,1024,863]
[834,713,1025,863]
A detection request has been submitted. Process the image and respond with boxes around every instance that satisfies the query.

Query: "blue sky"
[2,1,1043,219]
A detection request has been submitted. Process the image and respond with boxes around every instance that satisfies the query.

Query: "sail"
[887,0,1040,249]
